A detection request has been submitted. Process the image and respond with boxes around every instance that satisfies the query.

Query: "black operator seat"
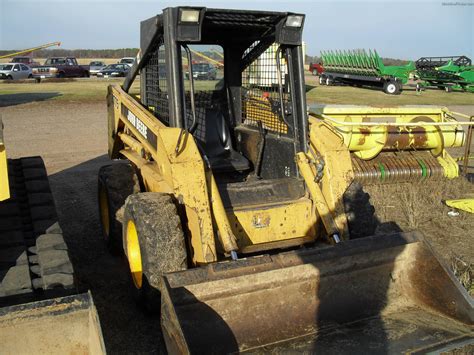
[202,109,250,173]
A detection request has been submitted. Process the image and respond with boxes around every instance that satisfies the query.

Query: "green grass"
[0,75,472,107]
[0,78,140,106]
[305,75,474,106]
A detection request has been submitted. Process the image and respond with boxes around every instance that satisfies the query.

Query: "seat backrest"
[201,109,232,158]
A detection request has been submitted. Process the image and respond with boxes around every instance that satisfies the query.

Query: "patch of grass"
[305,75,474,106]
[451,255,473,297]
[1,73,472,107]
[0,78,141,106]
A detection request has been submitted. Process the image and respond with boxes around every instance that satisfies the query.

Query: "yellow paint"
[445,199,474,213]
[296,153,341,238]
[437,152,459,179]
[126,220,143,289]
[228,198,316,248]
[308,119,352,238]
[0,123,10,202]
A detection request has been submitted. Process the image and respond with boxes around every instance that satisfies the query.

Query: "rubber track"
[0,157,75,304]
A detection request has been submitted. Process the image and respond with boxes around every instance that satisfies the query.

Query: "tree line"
[0,48,140,58]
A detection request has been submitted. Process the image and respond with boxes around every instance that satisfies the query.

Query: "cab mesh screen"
[143,40,170,125]
[241,42,289,134]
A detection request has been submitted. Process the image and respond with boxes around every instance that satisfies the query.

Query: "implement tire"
[343,182,377,239]
[98,163,140,255]
[383,80,401,95]
[123,193,187,313]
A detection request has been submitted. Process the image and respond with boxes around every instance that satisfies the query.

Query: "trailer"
[320,49,415,95]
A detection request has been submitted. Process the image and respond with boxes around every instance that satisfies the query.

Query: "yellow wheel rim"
[99,185,110,238]
[126,220,143,289]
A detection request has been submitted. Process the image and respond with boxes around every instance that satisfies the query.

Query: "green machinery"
[320,49,415,95]
[415,56,474,92]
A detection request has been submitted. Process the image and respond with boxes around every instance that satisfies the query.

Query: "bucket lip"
[0,291,94,320]
[164,231,423,288]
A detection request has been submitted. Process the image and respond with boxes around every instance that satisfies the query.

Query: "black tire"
[7,75,13,80]
[98,163,140,254]
[123,193,188,313]
[35,78,41,83]
[383,81,401,95]
[58,72,65,78]
[325,77,332,86]
[28,74,33,79]
[343,182,377,239]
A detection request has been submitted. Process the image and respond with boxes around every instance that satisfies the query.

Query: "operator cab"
[124,7,308,207]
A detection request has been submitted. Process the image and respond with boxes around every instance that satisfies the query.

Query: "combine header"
[415,56,474,92]
[320,49,415,94]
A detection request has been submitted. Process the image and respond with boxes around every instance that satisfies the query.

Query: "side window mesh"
[143,40,170,125]
[241,42,290,135]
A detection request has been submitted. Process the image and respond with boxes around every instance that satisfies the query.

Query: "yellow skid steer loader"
[99,7,474,353]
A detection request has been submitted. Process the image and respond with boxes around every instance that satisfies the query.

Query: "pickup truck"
[309,62,324,76]
[32,57,89,81]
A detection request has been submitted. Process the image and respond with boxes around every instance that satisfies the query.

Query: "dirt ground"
[1,101,164,354]
[1,99,473,352]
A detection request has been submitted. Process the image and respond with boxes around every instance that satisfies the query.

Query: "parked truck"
[32,57,90,82]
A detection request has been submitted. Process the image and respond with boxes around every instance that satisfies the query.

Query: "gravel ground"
[1,100,472,353]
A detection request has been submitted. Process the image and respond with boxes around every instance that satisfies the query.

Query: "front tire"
[123,193,188,313]
[98,163,140,254]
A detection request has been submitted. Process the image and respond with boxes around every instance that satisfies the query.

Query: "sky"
[0,0,473,60]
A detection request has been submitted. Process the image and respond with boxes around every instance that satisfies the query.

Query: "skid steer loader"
[0,119,105,354]
[99,7,474,353]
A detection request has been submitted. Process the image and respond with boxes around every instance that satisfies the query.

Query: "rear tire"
[123,193,188,313]
[98,163,140,254]
[343,182,377,239]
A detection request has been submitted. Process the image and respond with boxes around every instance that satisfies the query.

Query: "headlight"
[50,67,58,72]
[32,68,38,73]
[111,72,119,75]
[285,15,303,27]
[179,8,200,23]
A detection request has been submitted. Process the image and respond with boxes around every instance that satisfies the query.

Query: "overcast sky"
[0,0,472,59]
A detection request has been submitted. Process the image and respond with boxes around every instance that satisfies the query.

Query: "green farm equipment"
[415,56,474,92]
[320,49,415,95]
